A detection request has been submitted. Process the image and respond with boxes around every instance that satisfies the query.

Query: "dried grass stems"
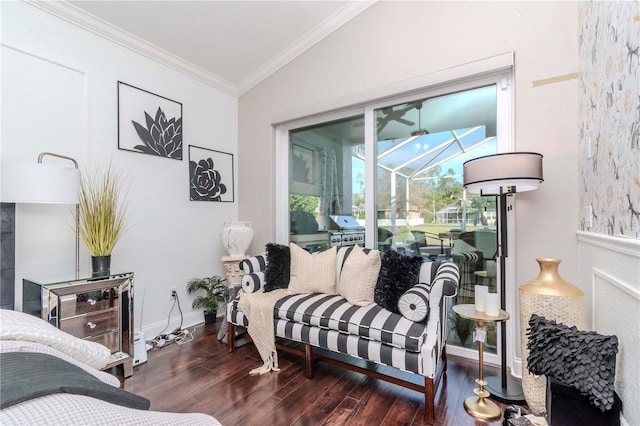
[77,164,129,257]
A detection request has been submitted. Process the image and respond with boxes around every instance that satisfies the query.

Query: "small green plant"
[186,275,228,313]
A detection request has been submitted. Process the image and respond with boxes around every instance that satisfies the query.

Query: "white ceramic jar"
[221,221,253,258]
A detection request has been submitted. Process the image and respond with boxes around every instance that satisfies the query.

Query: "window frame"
[273,54,516,366]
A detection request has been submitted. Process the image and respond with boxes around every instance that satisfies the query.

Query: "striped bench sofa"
[226,249,459,424]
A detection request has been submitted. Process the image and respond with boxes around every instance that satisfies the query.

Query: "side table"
[221,255,251,287]
[452,304,509,422]
[23,271,134,378]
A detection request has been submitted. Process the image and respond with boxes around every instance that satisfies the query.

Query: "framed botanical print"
[188,145,234,202]
[118,81,183,160]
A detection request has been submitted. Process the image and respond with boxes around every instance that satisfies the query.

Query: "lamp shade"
[463,152,543,195]
[1,162,80,204]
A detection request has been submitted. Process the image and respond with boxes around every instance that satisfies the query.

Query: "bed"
[0,309,220,425]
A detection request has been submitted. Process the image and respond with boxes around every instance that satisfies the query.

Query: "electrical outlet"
[169,287,177,300]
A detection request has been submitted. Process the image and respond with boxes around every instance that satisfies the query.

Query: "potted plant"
[186,275,228,324]
[77,163,129,276]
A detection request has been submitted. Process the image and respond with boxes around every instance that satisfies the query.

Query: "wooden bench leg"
[424,376,435,424]
[227,321,235,353]
[304,344,314,379]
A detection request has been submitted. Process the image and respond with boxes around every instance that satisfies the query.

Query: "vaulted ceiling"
[61,1,375,95]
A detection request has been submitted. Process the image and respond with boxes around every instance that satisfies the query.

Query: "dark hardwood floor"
[123,322,514,425]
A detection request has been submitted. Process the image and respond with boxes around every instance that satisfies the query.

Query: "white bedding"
[0,309,110,370]
[0,310,220,425]
[0,393,220,426]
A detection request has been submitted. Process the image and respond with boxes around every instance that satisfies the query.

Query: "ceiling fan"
[411,102,429,136]
[376,101,424,133]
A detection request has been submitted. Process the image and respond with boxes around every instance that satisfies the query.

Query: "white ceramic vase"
[221,221,253,258]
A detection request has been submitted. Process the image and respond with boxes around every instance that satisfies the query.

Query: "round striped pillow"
[241,272,265,293]
[397,282,431,322]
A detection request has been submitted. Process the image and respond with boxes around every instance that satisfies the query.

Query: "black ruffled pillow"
[527,314,619,412]
[374,250,423,313]
[263,243,290,292]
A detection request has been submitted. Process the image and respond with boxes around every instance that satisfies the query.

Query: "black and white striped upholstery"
[228,299,248,327]
[276,320,423,374]
[273,294,427,352]
[398,283,431,322]
[241,272,265,293]
[227,255,459,378]
[239,255,267,273]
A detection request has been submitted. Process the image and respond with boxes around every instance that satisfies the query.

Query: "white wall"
[238,0,579,371]
[1,1,237,336]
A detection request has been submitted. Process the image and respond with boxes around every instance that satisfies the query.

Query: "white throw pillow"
[397,282,431,322]
[0,309,111,370]
[288,244,337,294]
[336,245,381,306]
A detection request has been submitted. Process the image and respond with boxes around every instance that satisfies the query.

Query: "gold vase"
[519,258,585,415]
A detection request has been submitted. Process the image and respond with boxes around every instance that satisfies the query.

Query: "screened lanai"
[355,124,496,250]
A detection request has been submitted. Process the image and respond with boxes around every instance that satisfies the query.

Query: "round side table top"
[452,304,510,322]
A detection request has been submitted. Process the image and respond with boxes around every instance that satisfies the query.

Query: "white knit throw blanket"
[238,289,288,375]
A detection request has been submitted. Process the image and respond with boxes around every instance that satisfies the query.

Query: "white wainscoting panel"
[592,268,640,426]
[578,231,640,426]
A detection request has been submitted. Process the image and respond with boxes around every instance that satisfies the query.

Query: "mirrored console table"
[23,271,134,378]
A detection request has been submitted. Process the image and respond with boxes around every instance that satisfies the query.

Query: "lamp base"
[463,395,502,422]
[485,375,526,403]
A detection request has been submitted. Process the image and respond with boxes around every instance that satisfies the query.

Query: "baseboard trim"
[140,311,207,339]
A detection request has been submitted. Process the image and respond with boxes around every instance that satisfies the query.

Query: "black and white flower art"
[188,145,234,202]
[118,81,183,160]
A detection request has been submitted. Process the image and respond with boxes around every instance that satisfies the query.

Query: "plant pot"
[91,255,111,277]
[204,310,217,325]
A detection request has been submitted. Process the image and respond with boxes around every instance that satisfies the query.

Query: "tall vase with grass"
[77,164,129,276]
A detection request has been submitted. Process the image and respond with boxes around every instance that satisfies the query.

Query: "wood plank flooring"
[122,322,515,426]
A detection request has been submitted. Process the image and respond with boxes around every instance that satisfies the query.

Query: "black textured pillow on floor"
[374,249,423,313]
[527,314,619,412]
[264,243,290,292]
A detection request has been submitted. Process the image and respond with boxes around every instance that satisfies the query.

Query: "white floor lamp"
[1,152,81,279]
[463,152,544,403]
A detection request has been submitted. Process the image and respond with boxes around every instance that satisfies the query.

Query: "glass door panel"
[288,115,365,252]
[373,85,499,354]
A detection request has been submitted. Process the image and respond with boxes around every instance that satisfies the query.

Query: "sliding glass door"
[373,87,500,355]
[275,68,513,362]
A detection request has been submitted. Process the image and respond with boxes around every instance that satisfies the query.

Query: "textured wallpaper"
[578,1,639,238]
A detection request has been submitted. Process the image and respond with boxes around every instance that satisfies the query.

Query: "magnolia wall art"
[188,145,234,202]
[118,81,183,160]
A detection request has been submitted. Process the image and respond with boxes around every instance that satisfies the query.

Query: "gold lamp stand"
[453,304,510,422]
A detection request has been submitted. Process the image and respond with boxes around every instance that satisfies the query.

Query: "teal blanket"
[0,352,149,410]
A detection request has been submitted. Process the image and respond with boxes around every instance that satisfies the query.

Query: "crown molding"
[26,0,375,98]
[236,1,376,96]
[26,0,238,96]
